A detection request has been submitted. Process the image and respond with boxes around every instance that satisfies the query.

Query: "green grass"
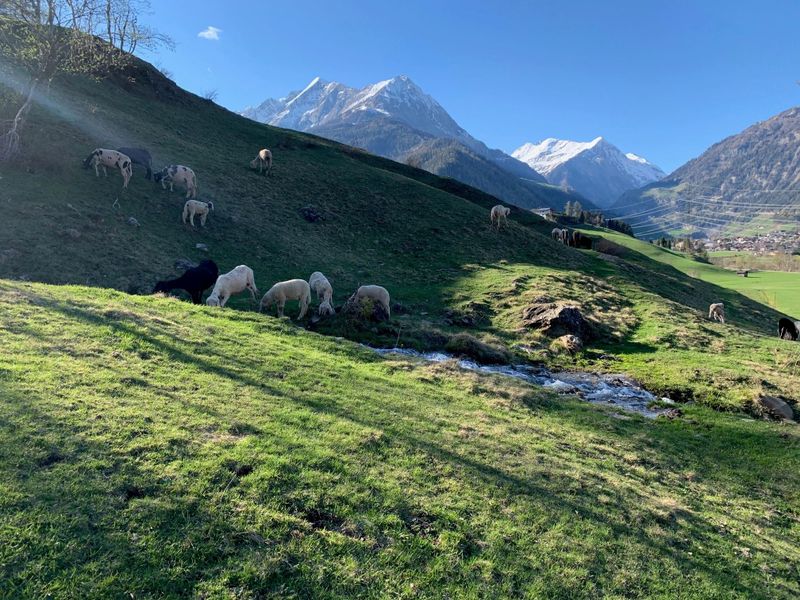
[1,56,798,413]
[581,229,800,317]
[1,280,798,599]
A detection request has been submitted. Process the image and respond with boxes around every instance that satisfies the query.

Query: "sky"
[139,0,800,173]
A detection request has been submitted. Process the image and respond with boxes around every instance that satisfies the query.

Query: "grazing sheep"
[250,148,273,175]
[351,285,391,319]
[308,271,334,315]
[206,265,258,308]
[117,147,153,180]
[182,200,214,227]
[708,302,725,324]
[82,148,132,188]
[778,317,799,341]
[154,165,197,198]
[571,231,593,249]
[259,279,311,319]
[490,205,511,229]
[153,260,218,304]
[551,227,562,242]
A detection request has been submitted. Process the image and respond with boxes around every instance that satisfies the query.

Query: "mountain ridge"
[512,137,664,208]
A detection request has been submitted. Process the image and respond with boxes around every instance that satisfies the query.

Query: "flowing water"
[371,347,671,418]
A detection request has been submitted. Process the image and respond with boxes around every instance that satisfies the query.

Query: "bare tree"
[0,0,172,161]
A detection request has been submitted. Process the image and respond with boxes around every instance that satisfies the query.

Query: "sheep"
[351,285,391,319]
[551,227,562,242]
[250,148,273,175]
[259,279,311,319]
[206,265,258,308]
[82,148,132,188]
[117,147,153,180]
[182,200,214,227]
[308,271,335,316]
[778,317,799,341]
[154,165,198,198]
[708,302,725,324]
[490,205,510,229]
[153,260,218,304]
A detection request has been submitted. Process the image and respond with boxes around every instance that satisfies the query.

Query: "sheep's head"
[206,296,220,307]
[153,171,164,182]
[207,202,214,211]
[318,300,335,317]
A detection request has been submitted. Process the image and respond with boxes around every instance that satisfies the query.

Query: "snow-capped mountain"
[240,76,603,211]
[512,137,664,207]
[242,75,486,155]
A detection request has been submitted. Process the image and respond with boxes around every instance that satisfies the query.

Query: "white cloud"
[198,26,222,41]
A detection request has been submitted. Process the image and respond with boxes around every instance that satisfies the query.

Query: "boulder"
[127,217,140,227]
[195,243,209,252]
[758,395,795,421]
[522,302,592,339]
[174,258,197,271]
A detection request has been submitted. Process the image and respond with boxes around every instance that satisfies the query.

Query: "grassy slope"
[0,59,797,412]
[580,228,800,318]
[1,281,798,599]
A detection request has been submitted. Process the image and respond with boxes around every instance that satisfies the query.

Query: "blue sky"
[140,0,800,172]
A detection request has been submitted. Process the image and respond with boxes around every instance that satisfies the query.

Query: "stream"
[370,347,672,418]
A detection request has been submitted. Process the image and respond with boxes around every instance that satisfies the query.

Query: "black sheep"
[153,260,219,304]
[778,317,799,341]
[117,147,153,180]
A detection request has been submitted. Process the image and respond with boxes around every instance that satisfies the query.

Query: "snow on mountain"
[512,137,665,207]
[242,75,483,153]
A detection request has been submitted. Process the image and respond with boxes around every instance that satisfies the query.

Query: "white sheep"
[259,279,311,319]
[551,227,563,242]
[182,200,214,227]
[155,165,198,198]
[351,285,391,318]
[250,148,273,175]
[708,302,725,324]
[308,271,334,316]
[82,148,133,188]
[490,205,510,229]
[206,265,258,308]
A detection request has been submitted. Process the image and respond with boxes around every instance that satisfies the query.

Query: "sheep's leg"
[219,293,229,308]
[278,300,285,317]
[200,213,206,227]
[102,165,108,177]
[298,296,309,319]
[94,162,100,177]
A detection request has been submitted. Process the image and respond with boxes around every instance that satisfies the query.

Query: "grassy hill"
[0,54,798,411]
[1,281,798,598]
[576,228,800,318]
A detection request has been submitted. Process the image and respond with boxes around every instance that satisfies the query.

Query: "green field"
[582,229,800,317]
[1,48,800,598]
[1,281,798,598]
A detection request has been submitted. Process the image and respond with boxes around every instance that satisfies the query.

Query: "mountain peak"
[512,137,664,207]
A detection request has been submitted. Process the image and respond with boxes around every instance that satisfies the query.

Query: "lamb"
[154,165,198,198]
[778,317,799,341]
[308,271,335,316]
[351,285,391,319]
[490,205,511,229]
[153,260,218,304]
[259,279,311,319]
[206,265,258,307]
[250,148,273,175]
[708,302,725,324]
[82,148,132,188]
[117,147,153,180]
[182,200,214,227]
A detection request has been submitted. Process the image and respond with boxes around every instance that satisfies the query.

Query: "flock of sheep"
[85,145,786,338]
[83,145,391,320]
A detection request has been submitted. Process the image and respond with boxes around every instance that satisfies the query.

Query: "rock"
[174,258,197,271]
[758,395,795,421]
[522,302,592,339]
[343,295,390,322]
[553,334,583,354]
[127,217,140,227]
[299,205,324,223]
[195,243,209,252]
[64,228,81,239]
